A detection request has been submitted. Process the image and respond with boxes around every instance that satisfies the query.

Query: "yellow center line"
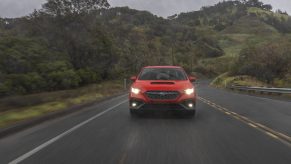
[198,96,291,147]
[266,132,279,139]
[248,123,257,128]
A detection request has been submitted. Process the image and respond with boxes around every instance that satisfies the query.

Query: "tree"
[245,0,263,8]
[262,4,272,11]
[42,0,110,16]
[231,41,291,83]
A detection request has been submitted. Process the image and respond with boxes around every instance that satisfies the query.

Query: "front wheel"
[130,109,139,116]
[183,110,196,118]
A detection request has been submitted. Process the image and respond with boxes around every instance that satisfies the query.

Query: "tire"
[130,109,139,116]
[184,110,196,118]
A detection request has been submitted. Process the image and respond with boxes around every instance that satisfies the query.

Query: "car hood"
[132,80,193,92]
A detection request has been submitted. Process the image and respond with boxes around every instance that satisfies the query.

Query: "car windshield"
[138,68,187,80]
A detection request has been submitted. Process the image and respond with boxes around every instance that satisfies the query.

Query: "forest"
[1,0,291,97]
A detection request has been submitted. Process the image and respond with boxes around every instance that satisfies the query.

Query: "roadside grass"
[211,74,291,99]
[0,80,125,128]
[211,73,267,88]
[273,76,291,88]
[212,74,291,88]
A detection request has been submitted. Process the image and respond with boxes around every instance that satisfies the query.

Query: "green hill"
[172,1,291,86]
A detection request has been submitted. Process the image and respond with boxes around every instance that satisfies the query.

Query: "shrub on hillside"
[1,73,46,95]
[195,37,224,58]
[231,40,291,83]
[77,68,102,84]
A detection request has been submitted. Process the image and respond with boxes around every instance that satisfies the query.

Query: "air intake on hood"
[151,82,175,85]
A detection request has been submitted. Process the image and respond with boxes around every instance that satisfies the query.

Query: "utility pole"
[171,43,175,65]
[190,55,193,73]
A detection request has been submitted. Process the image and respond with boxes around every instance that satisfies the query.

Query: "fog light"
[188,103,193,108]
[132,102,137,107]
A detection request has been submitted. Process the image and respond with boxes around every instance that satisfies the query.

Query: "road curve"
[0,82,291,164]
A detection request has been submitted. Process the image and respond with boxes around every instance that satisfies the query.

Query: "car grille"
[146,91,180,100]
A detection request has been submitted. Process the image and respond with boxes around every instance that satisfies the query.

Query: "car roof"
[143,66,183,69]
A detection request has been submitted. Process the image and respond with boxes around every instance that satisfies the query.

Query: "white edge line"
[9,100,128,164]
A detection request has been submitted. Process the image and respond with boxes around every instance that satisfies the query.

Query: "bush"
[77,68,101,84]
[46,69,81,90]
[19,73,47,92]
[195,37,224,58]
[211,73,267,88]
[231,41,291,83]
[1,73,47,95]
[273,75,291,87]
[0,82,10,97]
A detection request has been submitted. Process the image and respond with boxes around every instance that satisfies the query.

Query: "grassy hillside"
[174,1,291,85]
[247,7,289,21]
[222,16,279,34]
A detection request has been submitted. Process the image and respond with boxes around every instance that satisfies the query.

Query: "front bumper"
[129,98,196,111]
[129,88,196,114]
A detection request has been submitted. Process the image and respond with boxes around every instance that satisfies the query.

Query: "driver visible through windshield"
[138,68,188,81]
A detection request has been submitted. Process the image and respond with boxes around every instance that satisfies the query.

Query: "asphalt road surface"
[0,81,291,164]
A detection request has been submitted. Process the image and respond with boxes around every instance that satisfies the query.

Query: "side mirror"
[189,76,197,82]
[130,76,137,82]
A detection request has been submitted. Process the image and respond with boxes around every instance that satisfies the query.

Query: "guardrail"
[228,85,291,95]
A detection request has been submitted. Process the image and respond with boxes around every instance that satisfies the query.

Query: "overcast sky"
[0,0,290,18]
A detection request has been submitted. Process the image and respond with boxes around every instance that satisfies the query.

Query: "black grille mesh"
[146,91,179,100]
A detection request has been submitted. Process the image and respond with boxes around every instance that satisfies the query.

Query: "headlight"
[184,88,194,95]
[131,87,141,94]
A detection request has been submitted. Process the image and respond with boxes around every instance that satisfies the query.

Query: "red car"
[129,66,197,116]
